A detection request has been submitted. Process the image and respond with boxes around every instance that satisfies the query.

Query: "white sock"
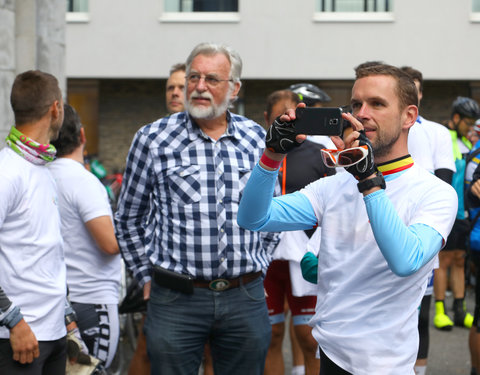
[414,365,426,375]
[291,365,305,375]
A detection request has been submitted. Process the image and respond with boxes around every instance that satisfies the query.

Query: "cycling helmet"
[289,83,331,106]
[451,96,480,119]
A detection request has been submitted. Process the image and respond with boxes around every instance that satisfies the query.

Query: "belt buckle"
[209,278,230,291]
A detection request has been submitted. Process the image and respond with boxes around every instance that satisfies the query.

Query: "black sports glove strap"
[345,130,377,181]
[265,117,302,154]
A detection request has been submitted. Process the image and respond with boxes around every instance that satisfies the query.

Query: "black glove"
[345,130,377,181]
[265,117,302,154]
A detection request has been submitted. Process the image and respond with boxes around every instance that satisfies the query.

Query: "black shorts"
[444,219,470,251]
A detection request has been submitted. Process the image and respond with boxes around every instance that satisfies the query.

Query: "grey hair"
[185,42,242,87]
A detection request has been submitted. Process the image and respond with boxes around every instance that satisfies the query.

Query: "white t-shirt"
[0,148,66,340]
[301,165,457,375]
[408,121,434,172]
[273,228,320,297]
[408,117,456,174]
[48,158,121,304]
[421,117,456,173]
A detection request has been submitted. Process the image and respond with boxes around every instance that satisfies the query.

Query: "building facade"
[65,0,480,172]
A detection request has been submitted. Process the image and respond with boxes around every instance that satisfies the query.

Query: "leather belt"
[193,271,262,292]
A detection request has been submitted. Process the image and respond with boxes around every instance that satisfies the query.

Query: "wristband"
[357,172,386,193]
[260,153,282,170]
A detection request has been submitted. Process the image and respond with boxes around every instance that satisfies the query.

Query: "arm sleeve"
[364,190,443,277]
[434,168,453,185]
[237,163,318,232]
[300,252,318,284]
[114,130,155,286]
[0,285,22,329]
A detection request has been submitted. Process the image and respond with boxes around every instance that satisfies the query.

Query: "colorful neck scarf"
[5,126,56,165]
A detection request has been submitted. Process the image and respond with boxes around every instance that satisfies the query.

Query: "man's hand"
[66,325,91,364]
[333,112,377,181]
[472,180,480,199]
[345,130,377,181]
[143,280,151,301]
[9,319,39,364]
[265,104,307,154]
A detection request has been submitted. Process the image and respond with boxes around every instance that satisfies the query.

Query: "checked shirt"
[115,111,280,285]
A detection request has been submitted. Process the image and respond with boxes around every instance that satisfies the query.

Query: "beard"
[371,124,402,158]
[186,87,233,120]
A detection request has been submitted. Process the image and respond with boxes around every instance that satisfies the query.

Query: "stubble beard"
[371,125,402,159]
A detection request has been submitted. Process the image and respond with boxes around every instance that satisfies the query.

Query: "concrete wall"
[0,0,66,145]
[0,0,16,142]
[66,0,480,80]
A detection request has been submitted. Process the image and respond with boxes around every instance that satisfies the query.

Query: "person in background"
[289,83,337,149]
[0,70,67,374]
[468,120,480,147]
[263,89,334,375]
[465,128,480,375]
[48,104,121,369]
[400,65,456,375]
[115,42,279,374]
[166,63,186,114]
[434,96,480,332]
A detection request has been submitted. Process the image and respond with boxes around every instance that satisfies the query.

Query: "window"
[318,0,391,12]
[67,0,88,12]
[474,0,480,12]
[314,0,393,22]
[161,0,240,22]
[472,0,480,22]
[164,0,238,12]
[66,0,89,22]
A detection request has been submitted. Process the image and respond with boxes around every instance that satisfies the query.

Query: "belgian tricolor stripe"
[377,155,414,176]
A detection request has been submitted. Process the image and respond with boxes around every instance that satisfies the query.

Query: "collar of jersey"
[377,155,414,180]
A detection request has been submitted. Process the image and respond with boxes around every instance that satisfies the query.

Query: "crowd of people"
[2,42,480,375]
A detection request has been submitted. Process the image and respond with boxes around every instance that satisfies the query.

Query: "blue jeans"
[145,276,271,375]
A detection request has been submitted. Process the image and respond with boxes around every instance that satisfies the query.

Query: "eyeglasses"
[321,146,369,168]
[187,73,233,87]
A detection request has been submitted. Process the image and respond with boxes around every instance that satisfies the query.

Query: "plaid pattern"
[115,111,280,285]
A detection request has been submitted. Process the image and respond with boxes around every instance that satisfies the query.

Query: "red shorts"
[264,260,316,325]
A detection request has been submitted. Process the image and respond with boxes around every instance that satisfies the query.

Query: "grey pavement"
[115,288,476,375]
[426,289,474,375]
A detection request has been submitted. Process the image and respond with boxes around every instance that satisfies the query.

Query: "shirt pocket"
[166,165,202,205]
[230,166,252,203]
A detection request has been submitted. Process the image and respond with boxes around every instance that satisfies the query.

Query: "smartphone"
[294,107,343,136]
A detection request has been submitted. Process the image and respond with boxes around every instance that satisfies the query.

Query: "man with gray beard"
[115,42,280,375]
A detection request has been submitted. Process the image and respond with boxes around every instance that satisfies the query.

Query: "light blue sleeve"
[237,164,318,232]
[364,190,443,277]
